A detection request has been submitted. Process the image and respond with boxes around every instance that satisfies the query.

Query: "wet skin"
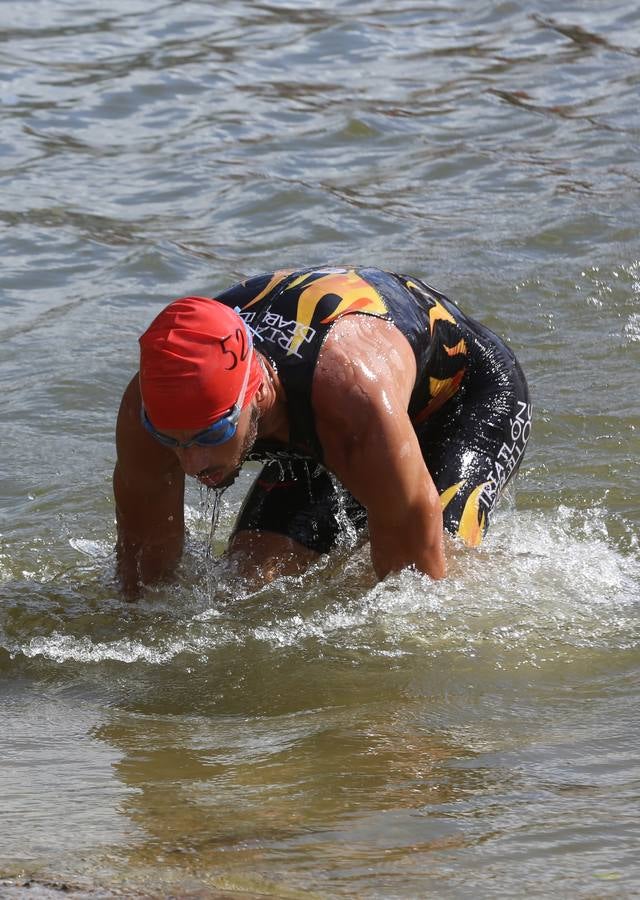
[114,315,446,596]
[163,404,260,490]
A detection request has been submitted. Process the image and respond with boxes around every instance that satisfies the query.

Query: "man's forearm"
[113,458,185,597]
[369,503,446,582]
[115,530,184,598]
[370,538,446,581]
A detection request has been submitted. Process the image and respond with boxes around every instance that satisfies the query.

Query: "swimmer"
[114,267,531,596]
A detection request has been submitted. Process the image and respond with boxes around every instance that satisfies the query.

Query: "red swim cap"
[139,296,263,431]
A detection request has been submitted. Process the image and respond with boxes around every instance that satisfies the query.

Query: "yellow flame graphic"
[444,338,468,357]
[457,482,489,547]
[428,300,456,334]
[289,271,387,355]
[239,270,295,310]
[439,480,465,511]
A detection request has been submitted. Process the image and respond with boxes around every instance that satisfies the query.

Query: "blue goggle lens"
[140,407,239,448]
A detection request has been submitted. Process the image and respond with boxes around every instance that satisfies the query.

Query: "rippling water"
[1,1,639,897]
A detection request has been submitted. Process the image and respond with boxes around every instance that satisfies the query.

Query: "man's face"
[165,403,260,489]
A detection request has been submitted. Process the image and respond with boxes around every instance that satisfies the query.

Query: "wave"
[1,505,637,672]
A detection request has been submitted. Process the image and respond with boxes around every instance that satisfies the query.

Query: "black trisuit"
[214,267,531,552]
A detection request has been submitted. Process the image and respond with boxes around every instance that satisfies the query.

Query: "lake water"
[1,1,639,897]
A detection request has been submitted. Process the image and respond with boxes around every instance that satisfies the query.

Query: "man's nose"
[174,445,209,477]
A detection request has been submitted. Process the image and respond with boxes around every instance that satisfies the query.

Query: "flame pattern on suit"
[406,282,470,427]
[216,267,530,550]
[287,270,388,356]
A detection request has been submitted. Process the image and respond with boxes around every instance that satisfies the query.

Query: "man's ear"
[254,370,269,405]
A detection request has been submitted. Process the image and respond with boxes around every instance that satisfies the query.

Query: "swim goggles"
[141,343,254,449]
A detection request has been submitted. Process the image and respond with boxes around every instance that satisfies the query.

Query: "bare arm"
[113,374,185,597]
[314,317,446,581]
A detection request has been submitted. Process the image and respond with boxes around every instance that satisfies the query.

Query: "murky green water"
[1,1,639,897]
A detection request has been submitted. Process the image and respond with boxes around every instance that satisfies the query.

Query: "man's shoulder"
[313,314,416,427]
[316,312,408,371]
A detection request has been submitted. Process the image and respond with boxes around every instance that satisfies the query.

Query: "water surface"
[1,1,639,896]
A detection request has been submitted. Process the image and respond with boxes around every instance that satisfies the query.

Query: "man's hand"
[113,375,185,597]
[314,316,446,581]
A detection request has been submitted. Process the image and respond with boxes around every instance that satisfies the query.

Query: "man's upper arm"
[313,317,446,580]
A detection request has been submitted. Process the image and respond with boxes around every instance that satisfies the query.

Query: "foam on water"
[2,504,637,671]
[624,313,640,343]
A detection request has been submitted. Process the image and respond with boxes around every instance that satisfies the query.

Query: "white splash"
[5,506,639,670]
[623,313,640,343]
[69,538,112,558]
